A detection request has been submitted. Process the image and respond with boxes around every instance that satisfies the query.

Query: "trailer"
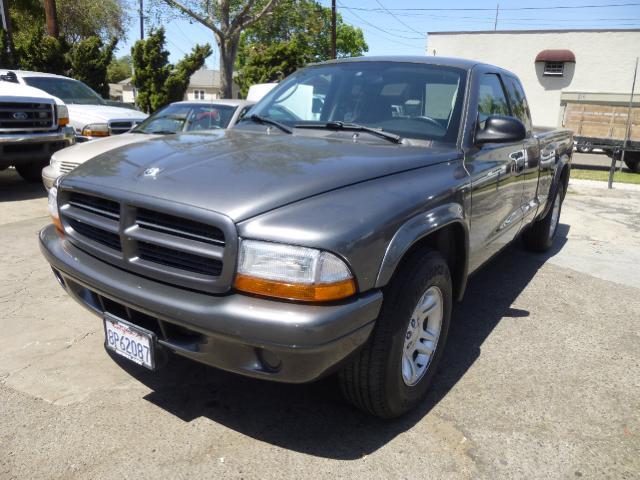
[563,101,640,172]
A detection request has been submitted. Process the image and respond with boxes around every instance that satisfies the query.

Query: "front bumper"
[0,127,75,168]
[39,225,382,383]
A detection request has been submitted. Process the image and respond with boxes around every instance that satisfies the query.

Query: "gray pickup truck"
[40,57,572,418]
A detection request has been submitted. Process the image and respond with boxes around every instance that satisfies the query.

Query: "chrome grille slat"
[0,101,55,131]
[58,190,236,293]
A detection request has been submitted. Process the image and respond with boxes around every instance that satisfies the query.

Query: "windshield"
[248,61,467,143]
[133,103,238,134]
[24,77,107,105]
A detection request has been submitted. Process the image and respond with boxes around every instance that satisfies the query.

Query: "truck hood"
[67,104,147,130]
[53,132,156,167]
[64,130,458,222]
[0,81,59,103]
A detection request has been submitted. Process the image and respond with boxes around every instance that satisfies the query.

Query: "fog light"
[257,348,282,372]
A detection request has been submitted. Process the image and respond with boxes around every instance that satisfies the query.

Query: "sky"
[116,0,640,69]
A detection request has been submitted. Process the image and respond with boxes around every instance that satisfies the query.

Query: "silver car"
[42,99,255,189]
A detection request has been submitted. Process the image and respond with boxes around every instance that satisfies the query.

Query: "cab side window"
[477,73,510,128]
[505,78,532,135]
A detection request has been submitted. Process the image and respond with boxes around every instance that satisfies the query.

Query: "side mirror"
[475,115,526,144]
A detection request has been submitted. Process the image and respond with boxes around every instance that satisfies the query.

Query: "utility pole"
[609,57,638,188]
[44,0,59,38]
[139,0,144,39]
[494,3,499,31]
[331,0,337,59]
[0,0,15,64]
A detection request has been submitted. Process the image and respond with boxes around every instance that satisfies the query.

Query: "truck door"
[467,73,526,272]
[504,77,540,224]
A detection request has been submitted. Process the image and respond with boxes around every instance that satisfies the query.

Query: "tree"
[68,37,118,97]
[160,0,282,98]
[107,55,132,84]
[55,0,127,43]
[235,0,367,96]
[132,28,211,113]
[15,26,68,74]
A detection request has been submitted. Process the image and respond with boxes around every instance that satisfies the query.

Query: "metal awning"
[535,49,576,63]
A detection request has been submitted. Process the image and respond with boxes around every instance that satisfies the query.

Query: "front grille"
[109,121,134,135]
[68,218,122,251]
[137,208,225,245]
[59,190,236,293]
[59,161,78,174]
[138,241,222,276]
[68,192,120,219]
[0,102,55,131]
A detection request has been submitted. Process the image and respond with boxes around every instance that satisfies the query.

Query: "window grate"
[543,61,564,76]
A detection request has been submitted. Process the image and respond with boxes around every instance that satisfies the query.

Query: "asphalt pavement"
[1,168,638,479]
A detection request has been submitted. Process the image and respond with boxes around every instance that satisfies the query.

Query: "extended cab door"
[504,76,540,224]
[467,72,527,272]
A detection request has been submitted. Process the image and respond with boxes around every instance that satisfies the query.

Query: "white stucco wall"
[427,30,640,127]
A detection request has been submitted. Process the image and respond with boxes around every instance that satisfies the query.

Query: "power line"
[341,2,640,12]
[337,0,425,41]
[373,0,424,36]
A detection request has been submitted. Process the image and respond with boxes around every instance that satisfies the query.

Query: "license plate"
[104,314,155,370]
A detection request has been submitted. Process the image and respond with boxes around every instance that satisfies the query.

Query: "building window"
[193,89,205,99]
[543,61,564,76]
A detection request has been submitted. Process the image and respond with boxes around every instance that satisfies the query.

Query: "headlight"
[56,104,69,126]
[48,183,63,233]
[81,123,109,137]
[235,240,356,302]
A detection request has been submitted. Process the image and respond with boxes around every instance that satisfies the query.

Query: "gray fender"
[375,202,469,299]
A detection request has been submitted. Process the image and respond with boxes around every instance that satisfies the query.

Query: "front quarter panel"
[238,159,469,292]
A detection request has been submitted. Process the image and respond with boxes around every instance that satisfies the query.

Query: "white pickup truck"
[0,70,147,142]
[0,72,75,182]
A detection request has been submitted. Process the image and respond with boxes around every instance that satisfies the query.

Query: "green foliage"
[235,0,367,96]
[107,55,132,84]
[15,27,68,74]
[56,0,127,43]
[132,28,211,113]
[68,37,118,97]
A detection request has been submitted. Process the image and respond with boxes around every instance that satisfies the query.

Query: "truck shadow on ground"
[116,225,569,460]
[0,169,47,201]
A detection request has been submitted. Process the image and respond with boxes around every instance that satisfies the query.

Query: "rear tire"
[338,249,452,418]
[624,154,640,173]
[523,183,564,252]
[16,160,48,183]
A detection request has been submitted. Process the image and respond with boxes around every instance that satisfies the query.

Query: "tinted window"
[133,103,238,134]
[477,73,510,127]
[505,78,532,134]
[249,62,467,143]
[24,77,106,105]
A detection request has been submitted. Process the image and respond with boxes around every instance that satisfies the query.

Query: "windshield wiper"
[246,114,293,134]
[295,121,402,144]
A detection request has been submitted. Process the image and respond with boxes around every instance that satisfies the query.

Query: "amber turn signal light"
[235,274,356,302]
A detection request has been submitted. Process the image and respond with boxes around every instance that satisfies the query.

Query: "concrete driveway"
[1,169,638,479]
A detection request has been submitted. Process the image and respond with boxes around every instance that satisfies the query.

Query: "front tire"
[16,160,48,183]
[339,249,452,418]
[523,183,564,252]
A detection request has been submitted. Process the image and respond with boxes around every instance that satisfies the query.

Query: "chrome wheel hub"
[402,286,444,386]
[549,192,561,239]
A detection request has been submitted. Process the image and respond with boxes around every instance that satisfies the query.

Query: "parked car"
[41,99,254,190]
[40,57,573,418]
[0,71,74,182]
[0,70,147,142]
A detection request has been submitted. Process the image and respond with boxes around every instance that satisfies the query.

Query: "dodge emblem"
[143,167,162,177]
